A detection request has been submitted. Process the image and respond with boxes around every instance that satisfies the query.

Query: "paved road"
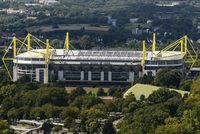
[11,119,64,134]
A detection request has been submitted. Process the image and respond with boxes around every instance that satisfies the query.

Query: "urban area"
[1,0,200,133]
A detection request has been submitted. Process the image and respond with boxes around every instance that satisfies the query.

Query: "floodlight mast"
[27,33,31,51]
[65,32,69,50]
[45,39,50,84]
[142,40,146,76]
[152,33,156,52]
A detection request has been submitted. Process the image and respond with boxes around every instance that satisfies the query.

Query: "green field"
[27,24,110,33]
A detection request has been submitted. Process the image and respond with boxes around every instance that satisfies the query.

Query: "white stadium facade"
[2,33,198,84]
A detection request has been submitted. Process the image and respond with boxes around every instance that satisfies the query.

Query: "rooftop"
[15,49,184,61]
[123,84,189,100]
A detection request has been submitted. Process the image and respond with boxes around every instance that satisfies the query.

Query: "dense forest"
[0,67,199,133]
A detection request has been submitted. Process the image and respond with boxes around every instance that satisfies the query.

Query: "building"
[129,18,139,23]
[39,0,60,6]
[155,1,180,7]
[107,16,117,26]
[0,8,26,15]
[132,28,150,35]
[2,33,198,84]
[123,84,189,100]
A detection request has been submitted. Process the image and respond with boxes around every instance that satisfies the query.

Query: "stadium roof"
[15,49,184,61]
[123,84,189,100]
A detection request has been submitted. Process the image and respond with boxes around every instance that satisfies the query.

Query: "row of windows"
[62,71,130,81]
[145,60,182,65]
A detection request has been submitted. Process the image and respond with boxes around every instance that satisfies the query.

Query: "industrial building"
[2,33,198,84]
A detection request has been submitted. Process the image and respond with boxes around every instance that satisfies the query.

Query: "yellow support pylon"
[158,35,197,71]
[180,40,183,58]
[45,39,50,83]
[65,32,69,50]
[184,35,187,53]
[2,37,17,81]
[152,33,156,52]
[13,37,17,57]
[27,33,31,51]
[2,34,55,82]
[142,40,146,75]
[46,39,50,64]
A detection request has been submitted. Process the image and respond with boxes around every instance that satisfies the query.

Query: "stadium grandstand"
[1,33,198,84]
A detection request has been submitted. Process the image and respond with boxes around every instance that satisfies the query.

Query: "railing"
[145,59,183,66]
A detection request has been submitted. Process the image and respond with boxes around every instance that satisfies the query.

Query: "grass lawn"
[27,24,110,33]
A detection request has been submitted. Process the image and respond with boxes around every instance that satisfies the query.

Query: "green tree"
[191,76,200,95]
[118,105,170,134]
[156,110,200,134]
[0,84,17,103]
[148,88,181,104]
[53,125,62,133]
[42,104,61,118]
[79,35,91,49]
[16,82,38,91]
[82,108,107,119]
[1,97,15,111]
[41,121,53,134]
[64,117,74,129]
[141,74,154,84]
[0,69,10,86]
[107,98,124,112]
[179,79,192,91]
[108,86,124,97]
[122,94,138,113]
[155,69,182,88]
[72,95,103,109]
[102,120,116,134]
[51,39,63,49]
[119,105,169,134]
[86,119,101,134]
[33,87,68,106]
[0,119,11,134]
[108,86,117,96]
[60,106,79,119]
[30,107,46,119]
[70,86,86,101]
[7,107,29,119]
[164,96,184,116]
[97,88,106,96]
[17,75,30,84]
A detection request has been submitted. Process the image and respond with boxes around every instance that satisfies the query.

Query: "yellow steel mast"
[27,33,31,51]
[46,39,50,64]
[45,39,50,83]
[142,40,146,75]
[180,40,183,58]
[65,32,69,50]
[152,33,156,52]
[184,35,187,53]
[13,37,17,57]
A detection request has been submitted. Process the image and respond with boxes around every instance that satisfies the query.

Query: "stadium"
[2,33,198,84]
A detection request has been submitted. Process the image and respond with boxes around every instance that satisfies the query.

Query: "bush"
[97,88,106,96]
